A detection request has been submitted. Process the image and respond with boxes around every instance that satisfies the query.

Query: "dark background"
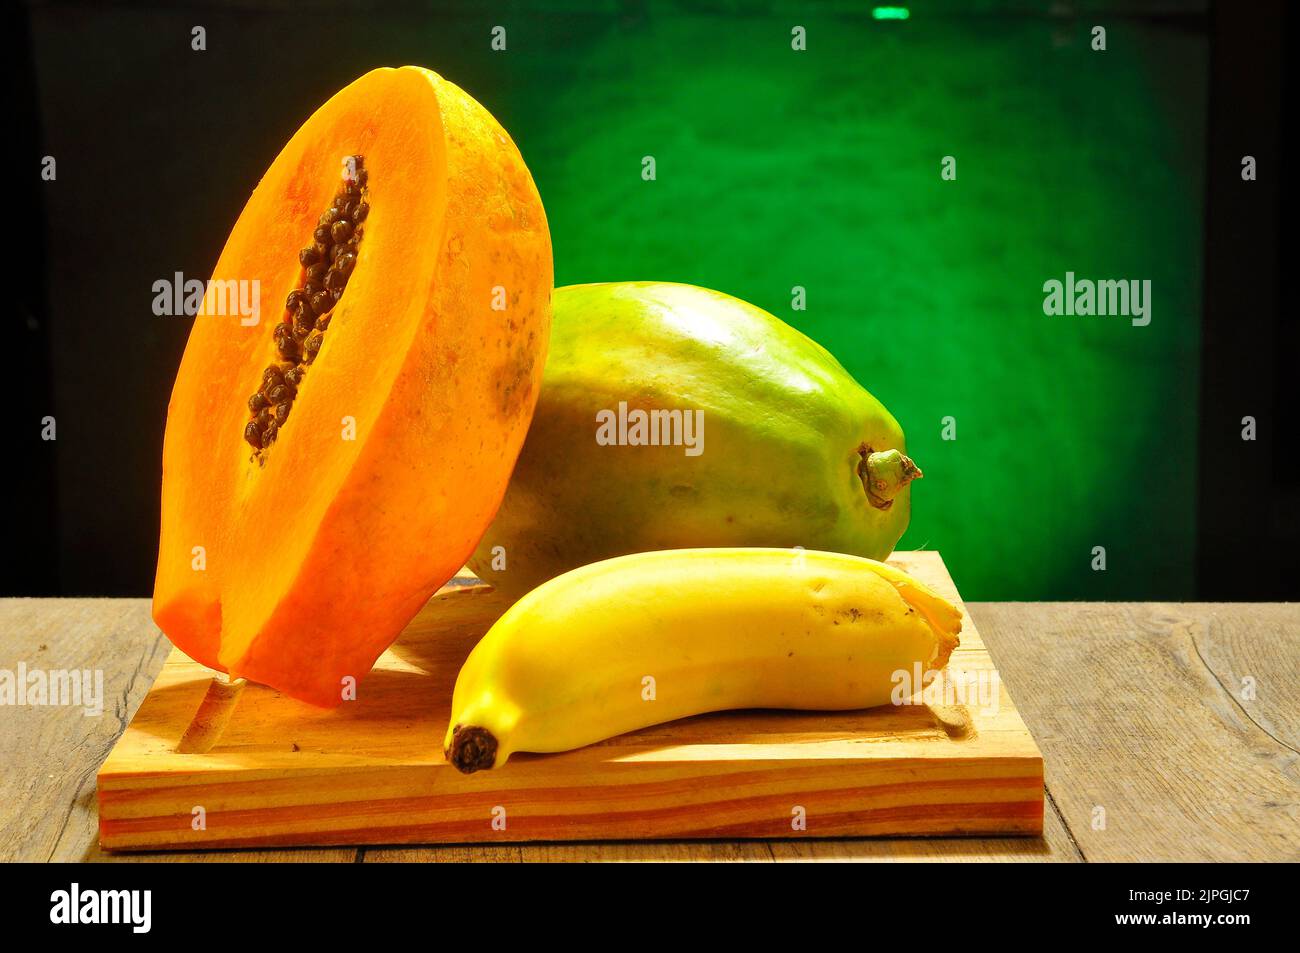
[10,0,1296,600]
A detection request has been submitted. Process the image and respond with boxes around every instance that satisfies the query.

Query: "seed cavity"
[244,155,367,455]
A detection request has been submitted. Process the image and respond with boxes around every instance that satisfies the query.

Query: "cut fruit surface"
[153,66,552,707]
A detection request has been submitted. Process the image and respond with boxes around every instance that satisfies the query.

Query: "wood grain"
[363,842,775,863]
[969,602,1300,862]
[0,598,357,864]
[362,811,1082,864]
[93,553,1044,850]
[0,599,168,862]
[4,581,1294,862]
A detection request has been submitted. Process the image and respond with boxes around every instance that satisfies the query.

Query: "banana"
[444,548,962,773]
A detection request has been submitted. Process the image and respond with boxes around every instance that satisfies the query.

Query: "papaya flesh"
[154,67,552,707]
[469,282,918,598]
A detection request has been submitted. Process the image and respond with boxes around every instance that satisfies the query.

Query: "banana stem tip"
[447,725,498,774]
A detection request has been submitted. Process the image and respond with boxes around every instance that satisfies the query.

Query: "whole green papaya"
[468,282,921,597]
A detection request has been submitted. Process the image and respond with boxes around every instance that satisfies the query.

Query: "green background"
[23,0,1208,599]
[483,4,1206,599]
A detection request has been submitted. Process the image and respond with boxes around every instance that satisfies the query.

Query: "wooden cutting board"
[97,552,1043,849]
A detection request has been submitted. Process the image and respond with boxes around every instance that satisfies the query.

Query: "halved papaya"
[153,67,551,707]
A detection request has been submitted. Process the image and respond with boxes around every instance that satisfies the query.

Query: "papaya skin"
[154,67,551,707]
[469,282,917,599]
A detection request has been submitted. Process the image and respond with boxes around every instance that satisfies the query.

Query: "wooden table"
[2,599,1295,862]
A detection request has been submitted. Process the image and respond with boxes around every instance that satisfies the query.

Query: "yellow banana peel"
[445,548,962,772]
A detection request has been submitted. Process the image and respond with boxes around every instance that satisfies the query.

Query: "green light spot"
[872,6,911,19]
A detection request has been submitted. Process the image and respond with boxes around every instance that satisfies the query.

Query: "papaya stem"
[859,448,922,511]
[447,725,498,774]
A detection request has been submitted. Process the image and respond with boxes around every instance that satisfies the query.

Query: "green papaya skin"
[469,282,920,598]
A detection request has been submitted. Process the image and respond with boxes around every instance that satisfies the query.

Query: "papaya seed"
[247,155,367,454]
[304,331,324,364]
